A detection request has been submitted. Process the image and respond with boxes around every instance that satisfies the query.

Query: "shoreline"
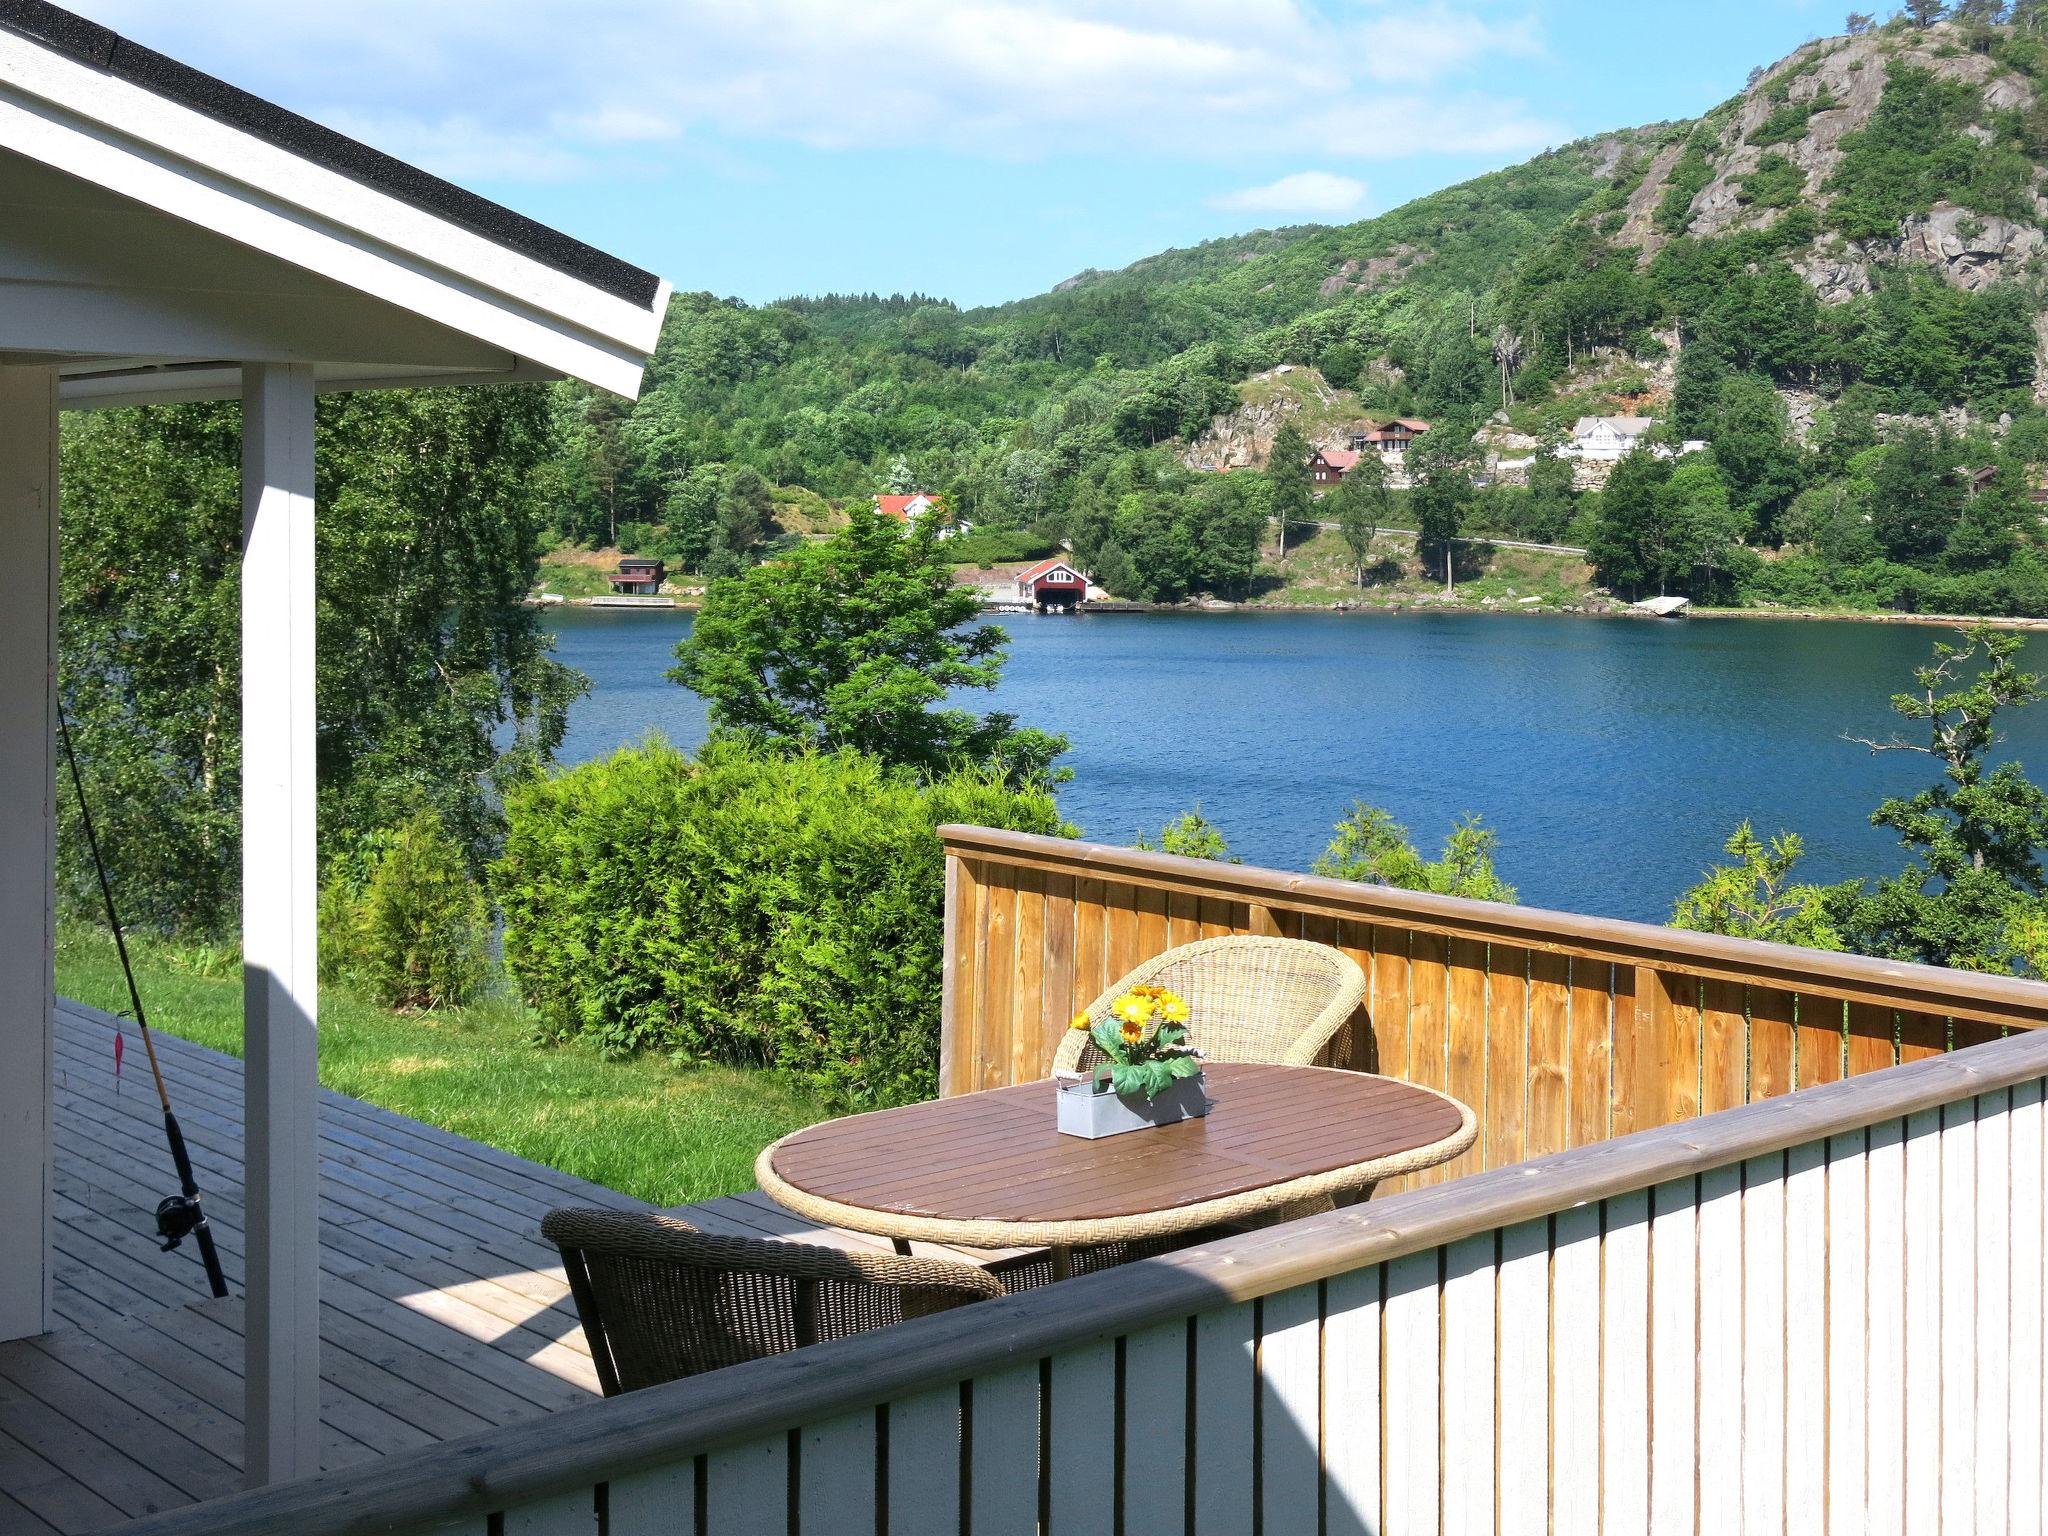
[529,592,2048,633]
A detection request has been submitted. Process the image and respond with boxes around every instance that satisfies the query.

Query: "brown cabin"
[1309,447,1360,484]
[610,556,666,594]
[1349,418,1429,455]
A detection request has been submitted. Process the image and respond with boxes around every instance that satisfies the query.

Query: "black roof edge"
[0,0,664,312]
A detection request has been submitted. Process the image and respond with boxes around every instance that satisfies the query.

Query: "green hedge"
[493,738,1068,1107]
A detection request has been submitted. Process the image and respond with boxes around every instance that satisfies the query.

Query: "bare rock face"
[2033,310,2048,405]
[1318,244,1427,300]
[1637,24,2037,264]
[1179,367,1371,471]
[1796,248,1874,304]
[1616,139,1687,257]
[1778,387,1824,444]
[1898,204,2046,290]
[1586,135,1630,179]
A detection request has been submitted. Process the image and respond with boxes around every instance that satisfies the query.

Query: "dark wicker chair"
[542,1208,1004,1395]
[987,1232,1212,1294]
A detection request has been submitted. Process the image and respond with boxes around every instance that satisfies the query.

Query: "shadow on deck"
[4,1000,930,1534]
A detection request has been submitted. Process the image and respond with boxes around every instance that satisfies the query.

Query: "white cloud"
[1211,171,1369,217]
[63,1,1563,178]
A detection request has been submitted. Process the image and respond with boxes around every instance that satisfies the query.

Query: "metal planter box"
[1056,1071,1210,1139]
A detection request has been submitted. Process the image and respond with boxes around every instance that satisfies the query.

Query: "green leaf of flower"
[1091,1018,1127,1063]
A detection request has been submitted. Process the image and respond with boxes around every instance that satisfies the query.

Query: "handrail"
[114,1028,2048,1536]
[938,824,2048,1027]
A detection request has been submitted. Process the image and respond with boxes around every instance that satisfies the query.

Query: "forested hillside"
[559,9,2048,614]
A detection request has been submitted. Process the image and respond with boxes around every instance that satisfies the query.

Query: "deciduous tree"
[1409,433,1474,592]
[59,386,582,936]
[1838,624,2048,971]
[1329,452,1390,586]
[1312,805,1516,903]
[670,502,1068,783]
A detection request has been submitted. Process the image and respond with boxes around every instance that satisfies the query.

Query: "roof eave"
[0,20,668,397]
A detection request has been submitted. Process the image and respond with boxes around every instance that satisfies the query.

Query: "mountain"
[557,14,2048,615]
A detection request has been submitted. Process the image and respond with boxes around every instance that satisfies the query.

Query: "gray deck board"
[3,997,985,1533]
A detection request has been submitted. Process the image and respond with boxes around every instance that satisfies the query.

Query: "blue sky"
[72,1,1842,309]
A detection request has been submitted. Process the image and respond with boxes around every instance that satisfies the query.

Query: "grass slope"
[55,924,828,1206]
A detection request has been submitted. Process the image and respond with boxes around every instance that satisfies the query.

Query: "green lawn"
[535,558,613,599]
[54,924,830,1207]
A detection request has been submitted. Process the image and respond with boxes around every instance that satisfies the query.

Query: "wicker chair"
[1052,934,1367,1077]
[1052,936,1371,1235]
[542,1208,1003,1395]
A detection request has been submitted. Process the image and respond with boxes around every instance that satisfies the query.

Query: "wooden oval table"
[757,1063,1476,1277]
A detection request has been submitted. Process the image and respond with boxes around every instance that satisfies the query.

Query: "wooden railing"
[939,825,2048,1186]
[115,1028,2048,1536]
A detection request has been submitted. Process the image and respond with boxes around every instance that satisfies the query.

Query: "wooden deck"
[5,999,990,1535]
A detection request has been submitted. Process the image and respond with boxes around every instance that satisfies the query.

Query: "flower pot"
[1056,1070,1210,1139]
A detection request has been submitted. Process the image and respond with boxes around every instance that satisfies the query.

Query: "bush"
[322,810,491,1010]
[493,738,1069,1107]
[942,526,1061,567]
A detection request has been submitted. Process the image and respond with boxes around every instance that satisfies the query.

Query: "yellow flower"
[1120,1020,1145,1045]
[1070,1010,1092,1031]
[1161,997,1190,1025]
[1114,995,1154,1026]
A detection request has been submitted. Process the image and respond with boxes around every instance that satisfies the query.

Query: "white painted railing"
[118,1029,2048,1536]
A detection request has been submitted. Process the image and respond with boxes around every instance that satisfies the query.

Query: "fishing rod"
[56,697,229,1300]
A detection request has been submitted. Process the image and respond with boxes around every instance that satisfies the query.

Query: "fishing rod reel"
[154,1193,208,1254]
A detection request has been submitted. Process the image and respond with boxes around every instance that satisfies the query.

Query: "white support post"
[241,361,320,1485]
[0,365,56,1344]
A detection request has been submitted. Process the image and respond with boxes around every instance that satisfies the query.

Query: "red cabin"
[609,556,665,594]
[1015,557,1088,610]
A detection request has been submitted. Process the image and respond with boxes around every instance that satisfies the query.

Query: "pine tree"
[1266,422,1313,561]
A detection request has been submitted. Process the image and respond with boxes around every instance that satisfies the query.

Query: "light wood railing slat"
[1443,937,1489,1180]
[1040,871,1075,1049]
[1845,999,1899,1077]
[1797,994,1847,1089]
[1747,985,1798,1102]
[978,874,1018,1095]
[940,856,979,1099]
[1700,976,1747,1117]
[940,827,2048,1027]
[1484,945,1530,1171]
[1523,951,1571,1160]
[1567,957,1616,1151]
[1010,867,1046,1092]
[1899,1008,1949,1062]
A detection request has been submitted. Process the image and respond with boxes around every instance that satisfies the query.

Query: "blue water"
[541,607,2048,923]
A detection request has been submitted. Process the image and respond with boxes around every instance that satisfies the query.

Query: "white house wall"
[0,362,55,1343]
[0,30,665,398]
